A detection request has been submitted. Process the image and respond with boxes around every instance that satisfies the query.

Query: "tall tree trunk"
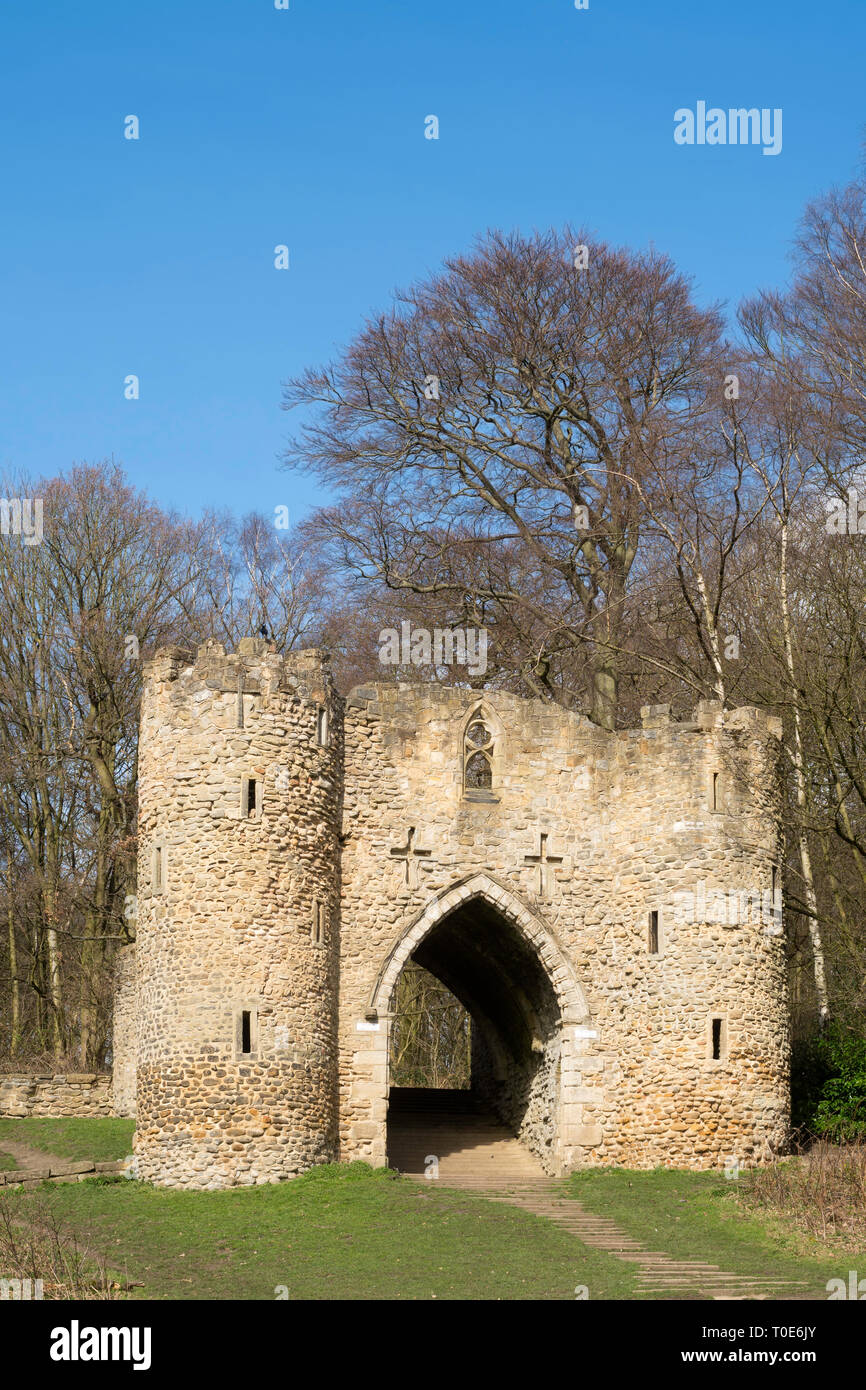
[7,888,20,1057]
[779,521,829,1025]
[591,658,617,731]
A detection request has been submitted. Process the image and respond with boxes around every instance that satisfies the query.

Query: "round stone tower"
[132,639,341,1188]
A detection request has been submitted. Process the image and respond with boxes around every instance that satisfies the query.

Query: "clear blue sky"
[1,0,863,523]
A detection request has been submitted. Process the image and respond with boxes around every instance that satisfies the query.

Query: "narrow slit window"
[153,845,163,893]
[241,776,261,821]
[771,865,778,900]
[312,902,327,945]
[648,910,659,955]
[710,1016,726,1061]
[317,706,328,747]
[711,772,720,811]
[235,1006,257,1058]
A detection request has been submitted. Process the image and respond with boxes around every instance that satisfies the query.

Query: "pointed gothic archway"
[356,873,592,1175]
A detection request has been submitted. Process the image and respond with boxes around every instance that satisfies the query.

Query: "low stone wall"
[0,1159,125,1187]
[0,1074,113,1118]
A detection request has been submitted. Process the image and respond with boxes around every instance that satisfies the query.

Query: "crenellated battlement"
[144,639,335,703]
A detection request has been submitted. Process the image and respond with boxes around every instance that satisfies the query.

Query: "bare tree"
[282,228,725,728]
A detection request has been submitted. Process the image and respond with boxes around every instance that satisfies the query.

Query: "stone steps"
[388,1091,809,1300]
[471,1185,809,1297]
[387,1089,549,1181]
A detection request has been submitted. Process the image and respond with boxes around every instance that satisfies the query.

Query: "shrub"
[790,1033,833,1135]
[0,1193,120,1299]
[740,1141,866,1245]
[813,1026,866,1143]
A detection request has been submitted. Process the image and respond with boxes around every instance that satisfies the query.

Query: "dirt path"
[0,1140,72,1173]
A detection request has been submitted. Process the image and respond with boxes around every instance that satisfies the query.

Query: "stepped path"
[387,1088,809,1300]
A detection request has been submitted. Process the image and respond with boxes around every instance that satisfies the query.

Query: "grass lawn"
[0,1117,134,1164]
[6,1163,637,1301]
[0,1151,17,1170]
[2,1119,857,1299]
[566,1167,855,1297]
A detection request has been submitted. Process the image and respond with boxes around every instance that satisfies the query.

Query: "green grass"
[565,1166,853,1296]
[0,1151,17,1171]
[3,1133,854,1299]
[5,1163,637,1301]
[0,1117,134,1164]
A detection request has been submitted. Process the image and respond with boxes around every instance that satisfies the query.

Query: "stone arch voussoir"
[369,871,590,1026]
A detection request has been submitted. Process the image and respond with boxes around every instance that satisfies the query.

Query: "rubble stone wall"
[121,639,789,1188]
[0,1074,113,1118]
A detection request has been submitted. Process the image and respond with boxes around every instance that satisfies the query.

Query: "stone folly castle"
[112,638,790,1190]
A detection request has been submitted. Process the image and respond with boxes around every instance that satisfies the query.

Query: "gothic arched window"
[464,715,494,794]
